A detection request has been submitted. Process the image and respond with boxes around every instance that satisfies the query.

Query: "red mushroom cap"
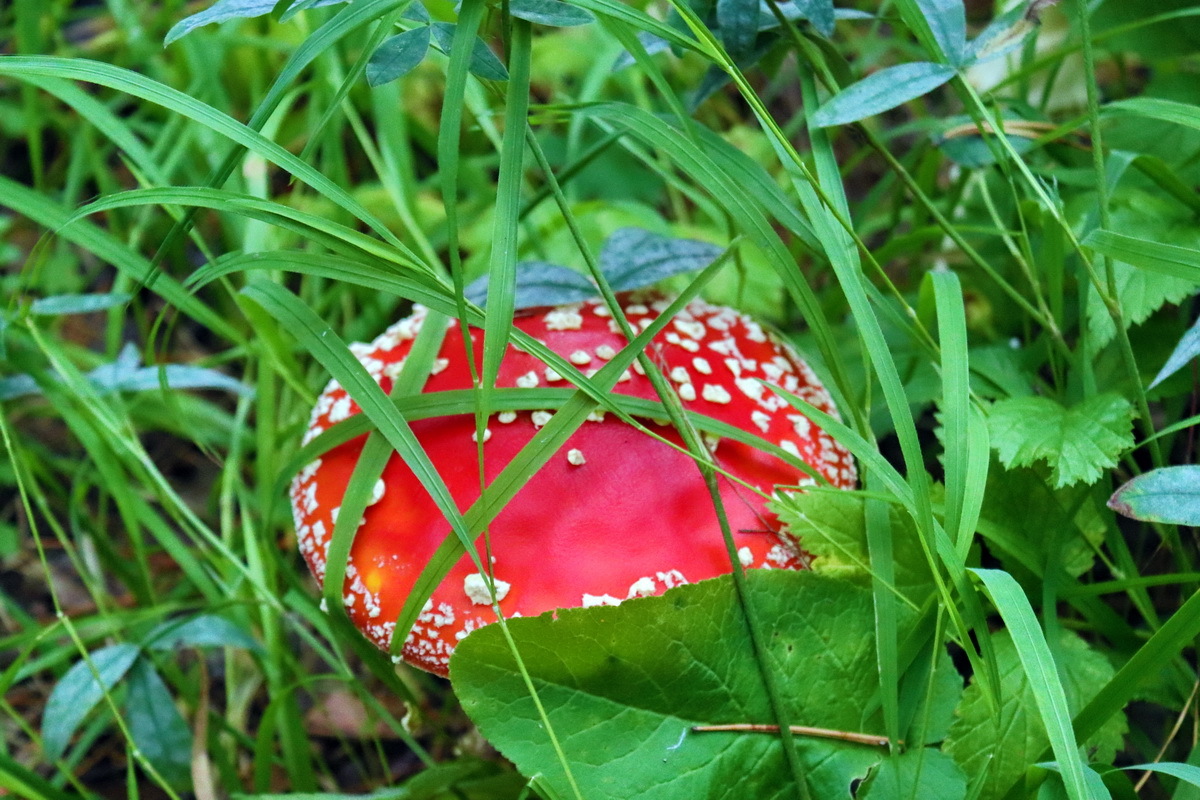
[289,293,855,675]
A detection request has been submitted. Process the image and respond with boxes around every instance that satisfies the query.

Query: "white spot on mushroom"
[567,448,587,466]
[531,410,553,428]
[582,593,622,607]
[464,573,510,605]
[329,395,353,423]
[678,383,697,401]
[569,350,592,365]
[369,479,386,506]
[545,308,584,330]
[693,357,713,375]
[780,440,801,458]
[587,410,606,423]
[498,411,518,424]
[788,414,812,438]
[656,570,688,588]
[737,377,765,402]
[627,577,656,598]
[673,319,707,340]
[516,371,539,388]
[625,303,649,315]
[595,344,616,360]
[544,367,563,382]
[592,304,612,317]
[633,361,646,376]
[751,410,771,433]
[669,366,690,384]
[618,369,633,383]
[738,547,754,567]
[702,384,732,404]
[743,322,767,343]
[472,428,492,443]
[430,358,450,375]
[766,544,793,566]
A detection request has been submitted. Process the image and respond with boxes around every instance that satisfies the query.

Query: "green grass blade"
[971,568,1098,800]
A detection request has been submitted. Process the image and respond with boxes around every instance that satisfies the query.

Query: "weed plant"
[3,0,1200,797]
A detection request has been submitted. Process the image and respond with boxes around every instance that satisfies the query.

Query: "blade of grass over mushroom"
[239,282,489,582]
[480,19,533,433]
[970,568,1099,800]
[320,311,451,644]
[391,254,733,653]
[0,58,414,262]
[576,102,851,413]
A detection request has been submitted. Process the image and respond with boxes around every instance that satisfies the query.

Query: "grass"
[4,0,1200,797]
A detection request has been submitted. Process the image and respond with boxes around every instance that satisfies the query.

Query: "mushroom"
[289,293,856,675]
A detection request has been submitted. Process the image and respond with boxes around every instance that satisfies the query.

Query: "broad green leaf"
[464,262,596,310]
[915,0,967,65]
[800,0,836,36]
[944,627,1124,800]
[599,228,723,291]
[452,571,921,798]
[165,0,346,44]
[1084,229,1200,283]
[366,27,431,86]
[812,61,956,128]
[430,23,508,81]
[859,748,967,799]
[42,643,141,761]
[509,0,594,27]
[771,490,935,609]
[124,660,193,789]
[143,614,263,652]
[1109,466,1200,526]
[29,293,130,316]
[716,0,758,57]
[987,394,1134,489]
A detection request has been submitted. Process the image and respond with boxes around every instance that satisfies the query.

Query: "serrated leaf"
[452,571,927,799]
[599,228,723,291]
[143,614,263,652]
[42,644,141,761]
[916,0,967,65]
[987,394,1134,489]
[977,467,1104,579]
[30,293,130,316]
[944,629,1125,800]
[812,62,956,128]
[165,0,345,44]
[124,660,193,789]
[1108,466,1200,526]
[509,0,594,27]
[1085,259,1196,349]
[716,0,758,57]
[430,23,508,81]
[366,27,431,87]
[859,748,967,798]
[464,262,595,310]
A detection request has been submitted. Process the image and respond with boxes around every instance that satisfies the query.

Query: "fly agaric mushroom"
[289,293,855,676]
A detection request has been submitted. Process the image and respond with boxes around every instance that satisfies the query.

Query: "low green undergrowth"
[4,0,1200,797]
